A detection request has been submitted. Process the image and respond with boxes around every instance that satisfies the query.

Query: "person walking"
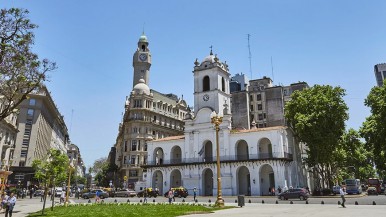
[340,186,346,208]
[143,188,148,203]
[60,191,65,204]
[4,192,16,217]
[168,189,173,204]
[193,187,197,201]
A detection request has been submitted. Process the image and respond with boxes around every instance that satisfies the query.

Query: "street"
[8,194,386,217]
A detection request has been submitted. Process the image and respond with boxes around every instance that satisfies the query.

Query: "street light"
[65,159,75,207]
[210,111,224,207]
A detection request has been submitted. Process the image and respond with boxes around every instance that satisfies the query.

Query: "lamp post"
[65,160,75,207]
[210,111,224,207]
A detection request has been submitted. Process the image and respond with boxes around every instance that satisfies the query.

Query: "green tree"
[32,149,69,215]
[285,85,349,188]
[360,80,386,176]
[336,129,375,182]
[0,8,56,121]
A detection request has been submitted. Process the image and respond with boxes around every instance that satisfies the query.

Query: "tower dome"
[139,34,148,43]
[132,79,150,95]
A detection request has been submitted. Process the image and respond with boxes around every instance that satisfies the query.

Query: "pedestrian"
[95,190,100,203]
[60,190,65,204]
[340,186,346,208]
[168,189,173,204]
[271,187,275,196]
[172,188,175,202]
[277,186,282,194]
[29,188,33,199]
[143,188,148,203]
[193,187,197,201]
[268,187,271,196]
[4,192,16,217]
[0,193,6,212]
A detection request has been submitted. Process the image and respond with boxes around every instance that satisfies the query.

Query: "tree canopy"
[360,80,386,176]
[32,149,68,214]
[285,85,349,187]
[0,8,56,121]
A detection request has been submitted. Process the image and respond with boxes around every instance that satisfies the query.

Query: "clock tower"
[193,50,231,115]
[132,32,152,88]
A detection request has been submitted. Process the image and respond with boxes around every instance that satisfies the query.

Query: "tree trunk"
[42,182,48,215]
[51,184,55,211]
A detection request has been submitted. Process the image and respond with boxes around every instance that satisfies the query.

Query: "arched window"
[141,45,146,51]
[221,77,225,92]
[203,76,210,91]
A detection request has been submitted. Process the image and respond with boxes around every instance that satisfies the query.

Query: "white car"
[55,187,63,197]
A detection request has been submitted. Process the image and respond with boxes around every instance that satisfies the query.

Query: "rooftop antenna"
[142,22,145,35]
[271,56,275,84]
[247,34,253,79]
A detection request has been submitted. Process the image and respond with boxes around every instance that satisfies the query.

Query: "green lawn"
[27,203,233,217]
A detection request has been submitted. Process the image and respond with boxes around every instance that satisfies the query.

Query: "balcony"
[145,152,293,167]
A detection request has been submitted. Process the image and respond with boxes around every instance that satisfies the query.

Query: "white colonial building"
[144,51,308,196]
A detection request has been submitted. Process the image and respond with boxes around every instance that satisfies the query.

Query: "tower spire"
[209,45,213,55]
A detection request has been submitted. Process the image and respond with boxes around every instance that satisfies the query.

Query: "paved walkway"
[6,197,386,217]
[185,203,386,217]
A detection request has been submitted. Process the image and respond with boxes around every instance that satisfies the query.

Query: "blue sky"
[3,1,386,168]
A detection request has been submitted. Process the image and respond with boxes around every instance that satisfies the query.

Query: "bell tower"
[132,32,152,88]
[192,50,231,115]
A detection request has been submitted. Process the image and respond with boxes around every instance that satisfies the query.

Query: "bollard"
[195,199,198,203]
[88,199,91,203]
[338,201,341,205]
[248,199,251,203]
[290,201,293,204]
[306,200,308,204]
[182,199,185,202]
[373,201,376,205]
[262,200,265,204]
[276,200,278,204]
[321,201,324,205]
[235,199,238,203]
[355,201,358,205]
[153,199,156,203]
[208,199,211,203]
[127,199,130,203]
[114,199,117,203]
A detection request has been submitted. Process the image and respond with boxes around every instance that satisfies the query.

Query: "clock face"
[139,53,147,61]
[203,94,209,101]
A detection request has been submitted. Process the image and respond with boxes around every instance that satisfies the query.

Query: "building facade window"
[203,76,210,91]
[131,140,137,151]
[29,98,36,106]
[27,109,34,117]
[130,156,136,165]
[129,170,138,177]
[257,104,263,110]
[256,94,262,101]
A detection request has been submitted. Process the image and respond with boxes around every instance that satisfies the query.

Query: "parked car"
[163,187,189,198]
[332,186,341,195]
[33,190,44,197]
[55,187,63,197]
[278,188,309,200]
[114,189,137,197]
[82,189,109,199]
[137,188,159,198]
[367,187,378,196]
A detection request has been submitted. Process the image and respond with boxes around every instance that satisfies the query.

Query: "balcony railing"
[146,152,293,166]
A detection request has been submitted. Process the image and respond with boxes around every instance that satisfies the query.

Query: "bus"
[368,178,381,193]
[345,179,362,194]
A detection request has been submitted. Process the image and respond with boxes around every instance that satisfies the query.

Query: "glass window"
[258,104,263,110]
[27,109,34,117]
[131,140,137,151]
[256,94,262,101]
[29,99,36,106]
[130,156,136,165]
